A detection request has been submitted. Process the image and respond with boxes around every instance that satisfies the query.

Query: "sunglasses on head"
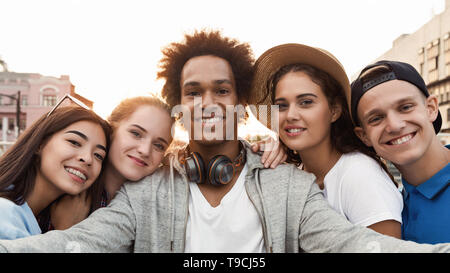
[46,94,91,118]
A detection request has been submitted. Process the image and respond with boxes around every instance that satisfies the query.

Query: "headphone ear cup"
[185,152,206,184]
[207,155,235,186]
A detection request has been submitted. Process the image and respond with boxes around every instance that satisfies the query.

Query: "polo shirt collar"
[402,163,450,200]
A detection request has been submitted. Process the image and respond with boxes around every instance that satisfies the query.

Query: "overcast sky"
[0,0,445,117]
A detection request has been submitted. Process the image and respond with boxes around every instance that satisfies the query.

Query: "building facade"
[356,0,450,144]
[0,60,92,152]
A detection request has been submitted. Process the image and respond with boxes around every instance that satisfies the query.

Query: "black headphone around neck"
[182,146,246,186]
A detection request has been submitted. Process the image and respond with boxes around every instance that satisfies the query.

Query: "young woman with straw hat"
[250,43,403,238]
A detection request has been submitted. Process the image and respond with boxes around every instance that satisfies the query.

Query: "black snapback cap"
[350,60,442,134]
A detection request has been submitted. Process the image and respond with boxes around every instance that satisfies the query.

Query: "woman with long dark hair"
[0,102,111,239]
[251,43,403,238]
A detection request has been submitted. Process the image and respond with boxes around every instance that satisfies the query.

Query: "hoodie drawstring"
[169,156,175,252]
[254,168,273,253]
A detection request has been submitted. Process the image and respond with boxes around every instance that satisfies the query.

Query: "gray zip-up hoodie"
[0,145,449,253]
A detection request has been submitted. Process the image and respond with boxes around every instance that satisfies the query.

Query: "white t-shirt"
[184,163,265,253]
[321,152,403,227]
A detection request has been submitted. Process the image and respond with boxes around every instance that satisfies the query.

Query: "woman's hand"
[251,137,287,168]
[50,191,92,230]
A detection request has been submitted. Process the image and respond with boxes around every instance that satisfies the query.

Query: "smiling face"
[354,80,439,166]
[274,71,341,153]
[37,120,107,196]
[107,105,173,181]
[180,55,240,145]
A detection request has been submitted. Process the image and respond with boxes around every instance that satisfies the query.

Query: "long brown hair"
[0,106,112,209]
[270,63,397,185]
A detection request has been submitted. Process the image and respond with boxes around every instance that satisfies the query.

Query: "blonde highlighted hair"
[107,95,174,132]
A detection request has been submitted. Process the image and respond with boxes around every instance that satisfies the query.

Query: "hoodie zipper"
[245,175,271,253]
[170,153,190,253]
[182,180,189,252]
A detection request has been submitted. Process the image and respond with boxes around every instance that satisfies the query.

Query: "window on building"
[447,82,450,103]
[417,47,425,76]
[447,107,450,123]
[19,118,26,131]
[4,97,14,105]
[427,40,440,83]
[427,40,440,58]
[428,56,438,71]
[42,95,57,107]
[444,33,450,77]
[41,87,57,107]
[21,95,28,106]
[418,48,425,76]
[428,67,438,83]
[8,118,14,131]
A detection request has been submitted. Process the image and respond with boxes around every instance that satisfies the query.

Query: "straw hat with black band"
[249,43,351,130]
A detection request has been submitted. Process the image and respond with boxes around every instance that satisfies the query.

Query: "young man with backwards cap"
[350,60,450,244]
[0,33,450,253]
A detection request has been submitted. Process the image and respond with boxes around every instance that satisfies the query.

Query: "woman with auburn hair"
[251,43,403,238]
[0,100,111,239]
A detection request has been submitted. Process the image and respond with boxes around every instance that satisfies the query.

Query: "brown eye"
[217,88,229,95]
[67,139,81,147]
[186,91,201,96]
[154,143,165,151]
[94,153,104,161]
[275,102,288,111]
[368,116,383,125]
[298,99,313,106]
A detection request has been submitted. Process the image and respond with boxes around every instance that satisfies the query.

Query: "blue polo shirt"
[401,163,450,244]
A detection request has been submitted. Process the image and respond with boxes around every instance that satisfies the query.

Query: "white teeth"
[65,168,87,181]
[390,134,413,145]
[287,128,304,133]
